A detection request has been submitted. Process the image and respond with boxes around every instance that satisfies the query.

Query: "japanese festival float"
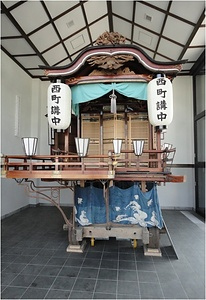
[1,32,187,257]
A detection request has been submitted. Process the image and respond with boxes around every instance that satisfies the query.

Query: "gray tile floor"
[1,206,205,299]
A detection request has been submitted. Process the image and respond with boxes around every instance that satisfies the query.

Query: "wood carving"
[89,67,135,76]
[94,31,126,45]
[87,54,134,70]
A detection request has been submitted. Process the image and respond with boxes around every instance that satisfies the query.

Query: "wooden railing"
[1,148,182,182]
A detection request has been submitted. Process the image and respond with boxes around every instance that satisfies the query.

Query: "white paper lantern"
[147,76,173,128]
[47,82,71,130]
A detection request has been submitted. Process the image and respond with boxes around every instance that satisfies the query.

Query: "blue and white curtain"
[74,184,163,229]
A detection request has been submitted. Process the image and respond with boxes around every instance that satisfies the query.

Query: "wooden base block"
[143,245,162,257]
[66,240,87,253]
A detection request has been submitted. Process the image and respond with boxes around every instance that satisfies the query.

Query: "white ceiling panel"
[133,26,159,51]
[84,0,107,24]
[2,1,18,8]
[158,38,183,60]
[11,1,49,34]
[64,29,91,56]
[89,17,109,43]
[1,14,20,37]
[170,1,205,24]
[182,63,194,71]
[138,46,155,60]
[190,27,205,47]
[54,6,85,40]
[113,17,132,41]
[112,1,134,20]
[142,1,170,11]
[28,69,46,76]
[183,48,205,62]
[44,1,79,19]
[55,57,72,67]
[42,44,67,66]
[15,56,45,69]
[154,54,173,62]
[163,16,194,45]
[1,38,36,55]
[29,24,60,53]
[135,2,165,34]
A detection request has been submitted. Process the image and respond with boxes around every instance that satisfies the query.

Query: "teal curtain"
[71,82,147,115]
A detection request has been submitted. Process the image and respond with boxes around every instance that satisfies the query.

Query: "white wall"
[1,52,33,216]
[29,80,74,206]
[1,53,195,216]
[158,76,195,209]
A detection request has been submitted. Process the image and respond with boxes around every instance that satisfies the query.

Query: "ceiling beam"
[130,1,136,43]
[153,1,172,60]
[80,1,93,45]
[178,9,205,60]
[107,1,113,32]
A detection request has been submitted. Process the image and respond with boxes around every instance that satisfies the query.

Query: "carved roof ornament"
[88,31,134,70]
[41,31,187,80]
[94,31,126,45]
[87,54,134,70]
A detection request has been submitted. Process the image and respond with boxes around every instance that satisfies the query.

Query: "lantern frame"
[75,137,90,157]
[113,139,123,155]
[133,140,144,156]
[22,137,38,156]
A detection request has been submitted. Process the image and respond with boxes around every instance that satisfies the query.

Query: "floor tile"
[98,268,117,280]
[65,257,84,267]
[29,255,51,265]
[30,275,56,289]
[1,273,18,286]
[100,259,118,269]
[117,280,139,295]
[138,270,159,283]
[39,265,62,276]
[21,287,48,299]
[82,258,101,268]
[78,267,99,279]
[119,260,136,270]
[1,286,26,299]
[46,257,67,266]
[139,282,164,299]
[93,292,116,299]
[118,269,138,281]
[20,264,44,276]
[136,261,155,271]
[52,276,75,290]
[95,279,117,294]
[161,279,188,299]
[72,278,96,292]
[4,263,27,274]
[9,274,36,288]
[58,266,80,278]
[69,290,93,299]
[45,289,71,299]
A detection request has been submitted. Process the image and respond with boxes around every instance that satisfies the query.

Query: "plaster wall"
[1,52,32,216]
[158,76,195,209]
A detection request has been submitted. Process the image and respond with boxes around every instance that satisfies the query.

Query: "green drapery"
[71,82,147,115]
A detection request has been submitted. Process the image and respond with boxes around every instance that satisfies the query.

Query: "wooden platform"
[1,152,184,183]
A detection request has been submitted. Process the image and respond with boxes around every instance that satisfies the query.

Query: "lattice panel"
[81,115,100,159]
[128,114,149,164]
